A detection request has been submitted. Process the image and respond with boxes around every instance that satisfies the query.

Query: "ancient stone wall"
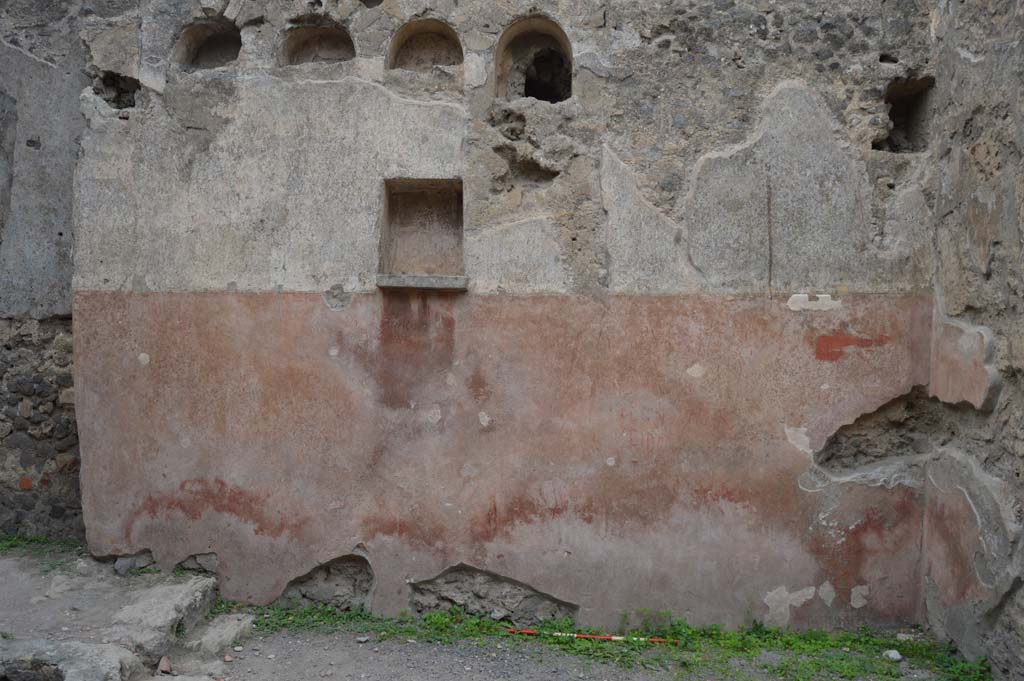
[0,0,1021,676]
[0,318,81,539]
[0,0,94,540]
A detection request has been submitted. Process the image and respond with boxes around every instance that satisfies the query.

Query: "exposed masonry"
[0,318,80,539]
[410,564,579,626]
[275,555,374,612]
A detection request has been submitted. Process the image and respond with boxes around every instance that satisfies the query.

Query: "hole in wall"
[387,19,463,72]
[92,71,140,109]
[275,555,373,611]
[523,48,570,102]
[172,21,242,69]
[495,16,572,103]
[872,75,935,153]
[879,53,899,64]
[379,178,464,277]
[410,563,579,626]
[360,0,383,6]
[281,21,355,65]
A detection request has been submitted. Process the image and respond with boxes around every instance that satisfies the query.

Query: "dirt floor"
[0,543,984,681]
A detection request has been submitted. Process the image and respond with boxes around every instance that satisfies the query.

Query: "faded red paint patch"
[18,476,33,491]
[360,513,448,550]
[126,478,310,543]
[814,332,890,361]
[378,291,456,408]
[471,492,598,544]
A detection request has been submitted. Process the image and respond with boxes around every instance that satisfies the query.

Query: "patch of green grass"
[0,532,77,552]
[201,601,989,680]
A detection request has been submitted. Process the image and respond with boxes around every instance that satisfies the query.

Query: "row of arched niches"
[172,14,573,103]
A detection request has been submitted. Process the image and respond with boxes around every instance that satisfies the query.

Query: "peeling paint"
[818,580,836,606]
[787,294,841,311]
[851,584,870,608]
[785,425,813,455]
[764,585,817,627]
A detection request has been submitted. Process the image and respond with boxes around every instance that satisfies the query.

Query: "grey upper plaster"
[0,28,87,318]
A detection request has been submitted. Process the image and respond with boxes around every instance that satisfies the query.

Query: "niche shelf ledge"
[376,274,469,291]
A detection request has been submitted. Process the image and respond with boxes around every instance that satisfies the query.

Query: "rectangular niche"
[377,178,467,291]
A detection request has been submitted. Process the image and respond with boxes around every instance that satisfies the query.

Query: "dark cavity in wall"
[281,19,355,65]
[815,387,962,470]
[496,17,573,103]
[173,21,242,69]
[524,48,571,102]
[275,555,373,611]
[92,72,140,109]
[410,564,579,626]
[873,76,935,153]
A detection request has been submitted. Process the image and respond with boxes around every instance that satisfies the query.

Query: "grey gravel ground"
[228,632,685,681]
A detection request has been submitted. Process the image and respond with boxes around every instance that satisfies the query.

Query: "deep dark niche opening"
[873,76,935,153]
[524,47,571,103]
[496,17,573,103]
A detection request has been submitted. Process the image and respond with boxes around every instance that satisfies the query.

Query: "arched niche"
[171,20,242,69]
[281,21,356,66]
[495,16,572,103]
[387,18,463,72]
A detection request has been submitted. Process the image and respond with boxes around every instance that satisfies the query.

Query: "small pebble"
[157,655,171,674]
[356,636,370,644]
[223,654,234,662]
[882,649,903,662]
[233,646,243,652]
[896,633,913,641]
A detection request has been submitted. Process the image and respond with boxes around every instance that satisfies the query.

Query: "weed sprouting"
[202,599,989,680]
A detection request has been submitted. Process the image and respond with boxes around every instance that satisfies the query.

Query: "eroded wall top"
[74,0,939,298]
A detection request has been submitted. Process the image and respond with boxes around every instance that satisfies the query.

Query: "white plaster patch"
[606,457,617,467]
[328,346,339,357]
[763,586,816,627]
[463,52,487,88]
[785,425,813,455]
[851,584,870,609]
[786,294,841,311]
[686,363,706,378]
[137,352,150,366]
[426,406,443,424]
[957,47,984,63]
[818,581,836,607]
[478,411,491,427]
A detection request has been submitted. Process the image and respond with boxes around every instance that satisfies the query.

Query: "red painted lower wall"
[74,290,935,628]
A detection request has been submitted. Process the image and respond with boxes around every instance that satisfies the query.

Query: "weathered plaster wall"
[0,0,1020,675]
[0,1,94,541]
[920,2,1024,677]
